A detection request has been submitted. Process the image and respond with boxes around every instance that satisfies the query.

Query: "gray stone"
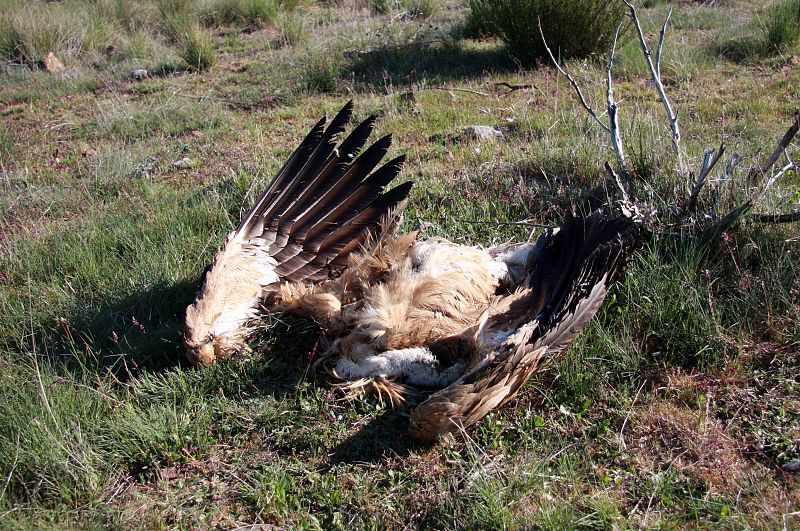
[462,125,504,142]
[173,158,195,170]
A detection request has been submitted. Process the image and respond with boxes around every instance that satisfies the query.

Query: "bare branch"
[432,87,491,97]
[605,162,655,223]
[722,152,743,180]
[763,160,799,193]
[624,1,683,170]
[607,20,627,176]
[748,112,800,186]
[538,18,610,133]
[494,82,536,93]
[655,8,672,78]
[606,161,630,204]
[687,144,726,212]
[752,212,800,223]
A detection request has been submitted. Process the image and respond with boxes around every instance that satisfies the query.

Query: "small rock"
[462,125,504,142]
[189,130,204,138]
[173,157,195,170]
[41,52,65,74]
[132,69,148,81]
[783,460,800,473]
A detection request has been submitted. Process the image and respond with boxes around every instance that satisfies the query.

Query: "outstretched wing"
[409,212,641,440]
[184,101,411,365]
[237,100,412,286]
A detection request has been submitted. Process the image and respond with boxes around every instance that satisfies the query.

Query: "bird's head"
[182,236,272,366]
[183,298,254,365]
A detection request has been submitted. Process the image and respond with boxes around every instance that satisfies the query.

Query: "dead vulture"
[184,101,639,441]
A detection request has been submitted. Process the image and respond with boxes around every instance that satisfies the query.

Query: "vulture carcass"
[184,101,639,440]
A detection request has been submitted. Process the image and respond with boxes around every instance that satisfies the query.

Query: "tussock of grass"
[765,0,800,52]
[180,24,217,70]
[0,1,87,66]
[0,0,302,74]
[715,0,800,62]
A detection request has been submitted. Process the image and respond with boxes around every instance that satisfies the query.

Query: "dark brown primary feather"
[237,100,411,287]
[409,212,641,440]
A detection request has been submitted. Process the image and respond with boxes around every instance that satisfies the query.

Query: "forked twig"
[538,19,610,134]
[538,17,627,175]
[607,20,627,178]
[749,114,799,223]
[748,112,800,187]
[687,143,726,212]
[624,2,683,171]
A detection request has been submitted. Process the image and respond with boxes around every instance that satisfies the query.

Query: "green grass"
[0,0,798,528]
[715,0,800,62]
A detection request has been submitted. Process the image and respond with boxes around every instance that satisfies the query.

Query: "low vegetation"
[0,0,798,528]
[716,0,800,61]
[765,0,800,52]
[466,0,628,63]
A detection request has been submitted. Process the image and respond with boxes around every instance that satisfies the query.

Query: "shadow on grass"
[346,36,518,90]
[711,36,771,64]
[54,278,200,376]
[327,407,427,465]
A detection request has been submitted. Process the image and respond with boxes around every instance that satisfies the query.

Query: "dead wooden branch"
[655,9,671,77]
[432,87,491,97]
[763,160,799,193]
[752,212,800,223]
[687,143,725,213]
[747,112,800,187]
[494,82,536,93]
[607,21,627,180]
[538,17,627,176]
[605,162,654,223]
[624,2,684,171]
[538,19,610,134]
[744,114,800,223]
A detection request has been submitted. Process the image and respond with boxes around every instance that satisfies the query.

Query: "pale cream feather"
[184,233,280,364]
[277,232,517,389]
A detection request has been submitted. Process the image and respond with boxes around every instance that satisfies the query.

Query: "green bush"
[765,0,800,52]
[467,0,627,64]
